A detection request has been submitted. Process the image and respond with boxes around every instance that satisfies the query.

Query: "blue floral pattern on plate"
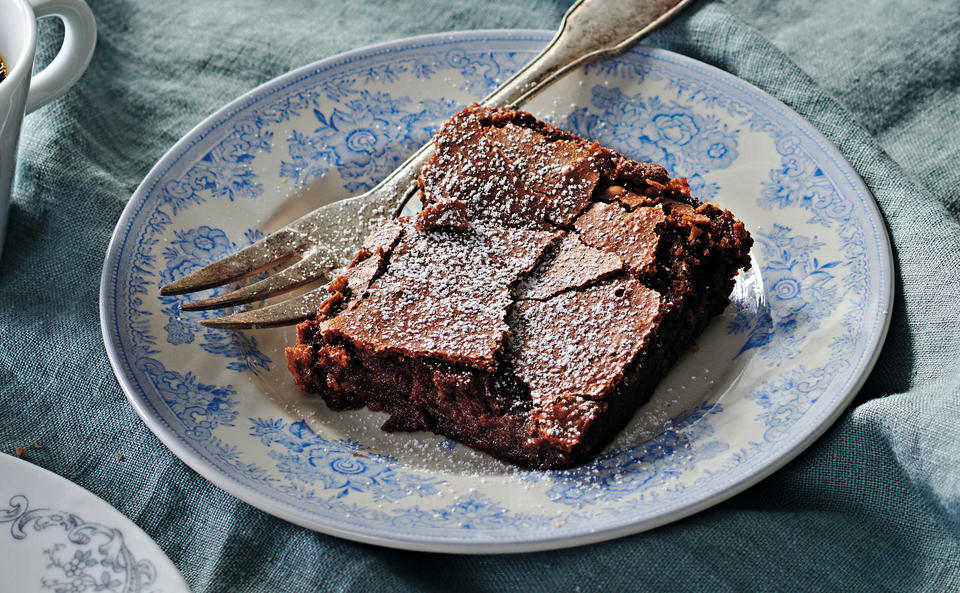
[100,31,892,552]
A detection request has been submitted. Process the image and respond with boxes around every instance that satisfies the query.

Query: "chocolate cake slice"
[285,105,752,469]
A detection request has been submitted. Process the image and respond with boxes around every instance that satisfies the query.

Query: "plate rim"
[100,28,894,554]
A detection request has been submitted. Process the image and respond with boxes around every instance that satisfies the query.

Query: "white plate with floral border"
[0,453,190,592]
[100,30,893,553]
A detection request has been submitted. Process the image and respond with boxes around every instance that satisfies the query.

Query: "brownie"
[285,105,752,469]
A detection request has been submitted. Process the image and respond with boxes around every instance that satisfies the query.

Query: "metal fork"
[160,0,692,329]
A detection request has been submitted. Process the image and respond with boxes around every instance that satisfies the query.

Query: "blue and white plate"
[100,31,893,553]
[0,453,190,592]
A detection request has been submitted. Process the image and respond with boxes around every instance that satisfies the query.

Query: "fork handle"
[374,0,692,214]
[485,0,691,109]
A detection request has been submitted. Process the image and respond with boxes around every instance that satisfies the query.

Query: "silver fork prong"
[160,178,411,299]
[199,285,332,329]
[179,250,339,311]
[159,228,307,296]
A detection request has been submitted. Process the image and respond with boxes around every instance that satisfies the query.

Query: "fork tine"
[199,285,332,329]
[179,250,339,311]
[159,228,307,296]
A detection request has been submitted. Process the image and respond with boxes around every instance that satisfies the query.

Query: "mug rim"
[0,0,39,93]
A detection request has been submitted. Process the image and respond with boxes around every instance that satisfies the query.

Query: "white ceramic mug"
[0,0,96,259]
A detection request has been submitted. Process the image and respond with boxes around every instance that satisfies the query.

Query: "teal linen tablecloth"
[2,0,959,590]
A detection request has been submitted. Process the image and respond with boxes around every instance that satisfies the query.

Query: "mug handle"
[25,0,96,114]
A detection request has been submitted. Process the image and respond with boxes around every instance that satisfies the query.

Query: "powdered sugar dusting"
[508,278,662,404]
[419,108,599,230]
[324,219,557,371]
[484,123,600,226]
[514,233,624,300]
[574,202,666,276]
